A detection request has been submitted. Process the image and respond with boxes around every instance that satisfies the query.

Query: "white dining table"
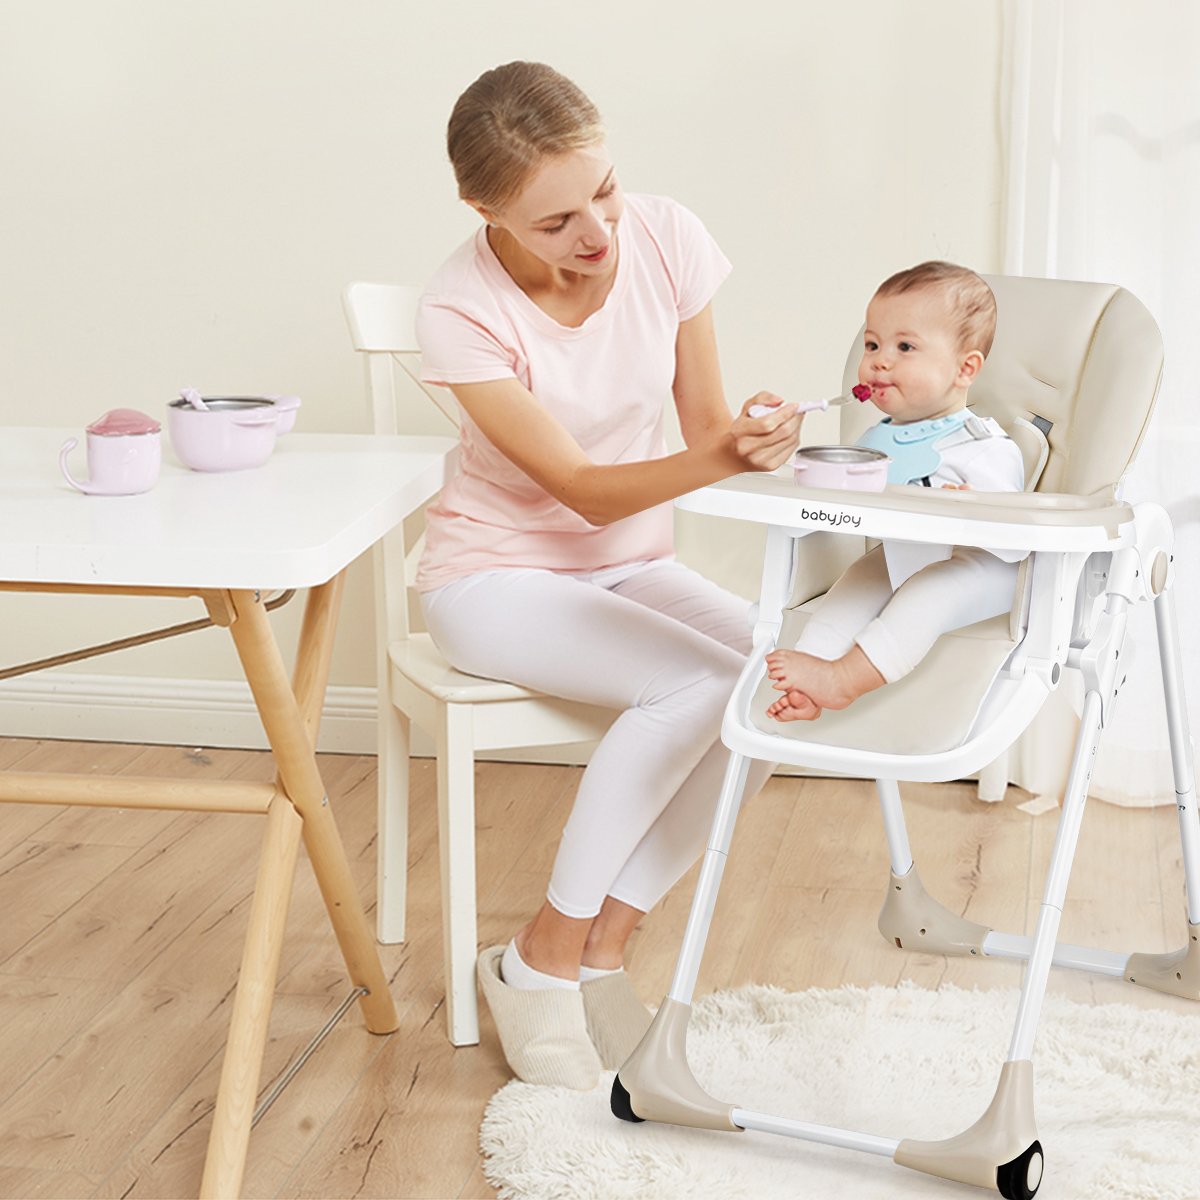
[0,427,456,1198]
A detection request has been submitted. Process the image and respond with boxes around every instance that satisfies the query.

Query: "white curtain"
[1001,0,1200,807]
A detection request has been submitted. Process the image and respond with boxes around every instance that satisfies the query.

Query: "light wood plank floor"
[0,736,1193,1199]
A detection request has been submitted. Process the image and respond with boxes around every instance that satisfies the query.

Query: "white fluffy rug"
[480,982,1199,1199]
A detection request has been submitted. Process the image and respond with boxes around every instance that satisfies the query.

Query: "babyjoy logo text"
[799,506,862,529]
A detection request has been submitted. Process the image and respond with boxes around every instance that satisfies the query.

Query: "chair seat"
[748,607,1019,757]
[389,632,547,703]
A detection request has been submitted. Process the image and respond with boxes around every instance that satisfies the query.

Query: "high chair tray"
[676,470,1134,552]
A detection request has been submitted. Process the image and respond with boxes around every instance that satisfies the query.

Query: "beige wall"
[0,0,1004,740]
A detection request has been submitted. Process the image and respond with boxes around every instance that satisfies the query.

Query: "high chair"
[611,276,1199,1198]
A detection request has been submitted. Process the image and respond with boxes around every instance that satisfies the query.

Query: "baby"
[766,261,1025,722]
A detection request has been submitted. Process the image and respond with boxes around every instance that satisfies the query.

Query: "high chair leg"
[612,752,751,1131]
[876,779,913,874]
[893,686,1105,1194]
[667,752,751,1007]
[1126,586,1200,997]
[1007,689,1102,1061]
[875,779,991,957]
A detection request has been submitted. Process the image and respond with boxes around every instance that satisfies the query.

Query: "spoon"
[180,388,210,412]
[750,385,872,419]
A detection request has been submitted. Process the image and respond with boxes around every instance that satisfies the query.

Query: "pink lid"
[86,408,161,436]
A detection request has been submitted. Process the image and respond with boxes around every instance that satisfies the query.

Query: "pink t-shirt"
[414,193,732,592]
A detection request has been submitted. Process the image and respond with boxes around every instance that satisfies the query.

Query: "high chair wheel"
[996,1140,1043,1199]
[610,1075,644,1124]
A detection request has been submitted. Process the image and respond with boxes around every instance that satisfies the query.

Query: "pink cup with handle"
[59,409,162,495]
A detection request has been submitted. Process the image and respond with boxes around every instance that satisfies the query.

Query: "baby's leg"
[765,546,894,718]
[856,547,1020,681]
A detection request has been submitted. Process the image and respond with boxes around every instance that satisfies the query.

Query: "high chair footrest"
[878,866,990,956]
[1125,923,1200,999]
[749,610,1016,757]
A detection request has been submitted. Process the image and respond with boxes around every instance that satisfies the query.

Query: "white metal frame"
[616,473,1200,1196]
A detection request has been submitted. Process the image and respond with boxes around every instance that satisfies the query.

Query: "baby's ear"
[958,350,985,385]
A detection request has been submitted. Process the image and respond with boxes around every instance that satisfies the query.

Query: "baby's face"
[858,289,972,424]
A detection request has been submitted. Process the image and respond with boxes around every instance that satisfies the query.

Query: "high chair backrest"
[838,275,1164,498]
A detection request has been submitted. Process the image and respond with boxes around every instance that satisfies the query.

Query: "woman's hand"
[730,393,801,472]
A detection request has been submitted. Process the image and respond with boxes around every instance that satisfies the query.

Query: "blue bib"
[856,411,971,485]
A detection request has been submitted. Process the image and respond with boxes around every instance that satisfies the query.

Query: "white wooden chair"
[342,282,617,1045]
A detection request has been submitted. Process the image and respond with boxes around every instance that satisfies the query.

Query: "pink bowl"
[792,445,890,491]
[167,396,298,472]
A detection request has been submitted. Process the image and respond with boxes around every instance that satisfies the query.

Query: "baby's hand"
[941,482,972,491]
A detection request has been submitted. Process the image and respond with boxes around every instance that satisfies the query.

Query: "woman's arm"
[449,377,797,526]
[671,304,732,451]
[447,310,799,527]
[448,298,799,527]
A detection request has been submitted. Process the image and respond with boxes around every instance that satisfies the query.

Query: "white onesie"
[871,413,1025,587]
[794,411,1026,682]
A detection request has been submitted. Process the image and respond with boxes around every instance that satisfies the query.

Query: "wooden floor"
[0,735,1194,1199]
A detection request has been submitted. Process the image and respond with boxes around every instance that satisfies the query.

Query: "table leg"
[290,573,344,741]
[225,583,399,1034]
[200,793,303,1199]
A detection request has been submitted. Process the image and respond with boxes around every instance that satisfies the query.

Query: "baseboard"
[0,671,379,754]
[0,671,599,760]
[0,671,827,775]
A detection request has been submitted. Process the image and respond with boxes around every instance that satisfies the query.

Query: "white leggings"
[796,544,1020,681]
[420,559,774,919]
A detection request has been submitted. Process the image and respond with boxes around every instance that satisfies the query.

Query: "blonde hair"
[875,260,997,357]
[446,62,605,212]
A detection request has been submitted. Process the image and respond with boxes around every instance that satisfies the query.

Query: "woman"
[416,61,799,1089]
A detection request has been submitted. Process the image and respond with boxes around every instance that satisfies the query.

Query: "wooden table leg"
[291,572,345,741]
[225,582,399,1035]
[200,793,303,1199]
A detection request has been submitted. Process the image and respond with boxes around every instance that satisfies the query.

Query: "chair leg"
[875,779,991,956]
[1125,587,1200,996]
[436,702,480,1046]
[667,752,751,1005]
[876,779,913,875]
[893,689,1105,1191]
[615,752,752,1131]
[1008,689,1104,1060]
[977,749,1011,804]
[376,701,411,945]
[1153,588,1200,921]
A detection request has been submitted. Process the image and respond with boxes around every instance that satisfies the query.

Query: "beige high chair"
[343,283,617,1046]
[611,276,1199,1199]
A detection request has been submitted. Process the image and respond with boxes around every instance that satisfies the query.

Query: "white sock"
[579,963,623,983]
[500,938,579,991]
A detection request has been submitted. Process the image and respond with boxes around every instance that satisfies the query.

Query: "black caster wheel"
[610,1075,644,1123]
[996,1140,1044,1200]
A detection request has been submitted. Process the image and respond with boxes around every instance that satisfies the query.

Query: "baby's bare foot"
[765,648,810,694]
[766,688,821,722]
[766,646,886,712]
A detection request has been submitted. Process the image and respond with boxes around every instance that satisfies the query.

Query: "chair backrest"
[342,282,460,434]
[343,282,460,640]
[838,275,1164,498]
